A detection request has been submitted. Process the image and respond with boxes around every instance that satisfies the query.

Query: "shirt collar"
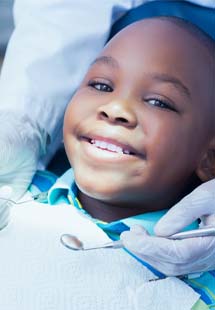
[48,169,75,200]
[47,168,172,236]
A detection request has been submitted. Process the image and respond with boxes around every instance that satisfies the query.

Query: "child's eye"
[146,98,176,112]
[88,80,113,92]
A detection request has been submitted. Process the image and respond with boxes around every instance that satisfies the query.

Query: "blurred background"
[0,0,14,72]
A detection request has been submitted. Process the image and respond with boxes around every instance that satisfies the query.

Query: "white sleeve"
[0,0,140,166]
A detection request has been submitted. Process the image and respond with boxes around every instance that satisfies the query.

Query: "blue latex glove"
[121,179,215,276]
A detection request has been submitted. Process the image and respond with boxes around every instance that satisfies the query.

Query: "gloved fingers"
[121,229,215,268]
[120,225,149,250]
[154,179,215,236]
[129,224,149,235]
[120,231,187,275]
[131,253,214,276]
[136,244,215,276]
[121,231,179,262]
[130,253,190,276]
[199,178,215,192]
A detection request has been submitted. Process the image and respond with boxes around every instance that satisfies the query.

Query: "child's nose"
[97,99,137,128]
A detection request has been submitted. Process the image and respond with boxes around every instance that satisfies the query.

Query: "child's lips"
[80,135,145,158]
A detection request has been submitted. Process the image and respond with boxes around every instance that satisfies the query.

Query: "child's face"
[64,19,213,211]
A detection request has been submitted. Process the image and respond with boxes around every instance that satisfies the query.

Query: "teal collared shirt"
[47,168,198,235]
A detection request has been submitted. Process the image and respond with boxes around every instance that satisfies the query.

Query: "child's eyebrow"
[150,73,191,99]
[91,57,191,100]
[91,56,119,69]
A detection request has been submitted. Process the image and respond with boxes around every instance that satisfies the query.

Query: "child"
[61,15,215,308]
[1,16,215,310]
[63,16,215,222]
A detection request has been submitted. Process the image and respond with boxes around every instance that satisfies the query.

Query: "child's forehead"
[101,19,206,78]
[101,18,213,92]
[105,17,213,62]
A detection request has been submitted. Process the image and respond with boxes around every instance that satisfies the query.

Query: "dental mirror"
[60,234,123,251]
[61,227,215,251]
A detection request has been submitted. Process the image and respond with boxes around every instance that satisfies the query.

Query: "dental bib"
[0,198,200,310]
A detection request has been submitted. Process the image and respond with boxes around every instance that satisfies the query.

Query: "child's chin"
[76,182,119,201]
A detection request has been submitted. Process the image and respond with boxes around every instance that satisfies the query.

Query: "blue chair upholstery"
[109,0,215,40]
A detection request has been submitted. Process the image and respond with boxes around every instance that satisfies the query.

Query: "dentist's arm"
[121,179,215,276]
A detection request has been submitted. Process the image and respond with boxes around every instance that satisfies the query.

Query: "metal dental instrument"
[168,226,215,239]
[0,191,49,205]
[60,226,215,251]
[60,234,123,251]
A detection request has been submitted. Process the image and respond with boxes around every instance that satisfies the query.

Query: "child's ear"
[196,138,215,182]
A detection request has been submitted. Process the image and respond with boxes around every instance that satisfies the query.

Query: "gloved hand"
[0,111,47,229]
[121,179,215,276]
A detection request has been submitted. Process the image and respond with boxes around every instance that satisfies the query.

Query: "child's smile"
[78,132,146,162]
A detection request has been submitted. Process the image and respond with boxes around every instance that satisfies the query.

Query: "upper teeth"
[91,139,131,154]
